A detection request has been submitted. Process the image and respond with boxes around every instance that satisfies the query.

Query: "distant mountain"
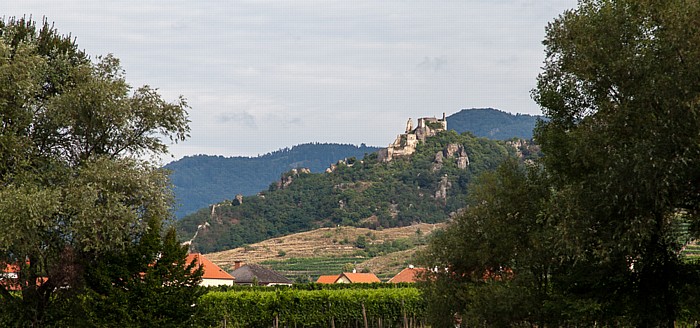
[177,130,515,253]
[446,108,542,140]
[166,143,380,218]
[168,108,539,219]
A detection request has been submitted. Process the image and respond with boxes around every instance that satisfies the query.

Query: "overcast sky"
[5,1,577,162]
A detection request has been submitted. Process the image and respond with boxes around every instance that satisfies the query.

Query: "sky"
[5,1,577,162]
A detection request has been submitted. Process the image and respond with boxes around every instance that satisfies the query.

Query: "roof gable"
[339,272,381,283]
[230,264,292,284]
[185,253,235,280]
[388,267,428,283]
[316,275,339,284]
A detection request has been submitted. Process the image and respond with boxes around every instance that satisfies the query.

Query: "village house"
[315,275,340,284]
[387,266,428,283]
[185,253,236,286]
[230,262,292,286]
[334,272,381,284]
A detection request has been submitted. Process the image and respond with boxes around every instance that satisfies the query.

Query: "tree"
[532,0,700,325]
[0,17,192,326]
[79,219,204,327]
[421,1,700,325]
[419,160,569,326]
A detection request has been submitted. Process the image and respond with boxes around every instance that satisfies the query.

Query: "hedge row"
[206,282,417,292]
[195,288,426,328]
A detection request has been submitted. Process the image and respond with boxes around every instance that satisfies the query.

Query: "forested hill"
[446,108,542,140]
[166,143,380,218]
[167,108,537,219]
[177,131,515,253]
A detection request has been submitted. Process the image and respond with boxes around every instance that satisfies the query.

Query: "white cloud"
[6,0,577,159]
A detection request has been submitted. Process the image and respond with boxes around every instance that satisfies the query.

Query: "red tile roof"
[339,272,381,283]
[185,253,235,280]
[1,263,45,291]
[388,267,428,283]
[316,275,339,284]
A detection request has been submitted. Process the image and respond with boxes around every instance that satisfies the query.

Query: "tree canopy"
[0,17,199,326]
[420,1,700,326]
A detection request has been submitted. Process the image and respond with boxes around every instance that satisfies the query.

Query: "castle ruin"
[378,113,447,162]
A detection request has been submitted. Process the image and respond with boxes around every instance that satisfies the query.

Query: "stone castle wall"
[378,113,447,162]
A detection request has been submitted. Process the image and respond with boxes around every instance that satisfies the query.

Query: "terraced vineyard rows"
[261,256,369,282]
[206,223,443,280]
[683,243,700,260]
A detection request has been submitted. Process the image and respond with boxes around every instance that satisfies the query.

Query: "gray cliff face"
[432,143,470,171]
[435,174,452,203]
[432,151,444,171]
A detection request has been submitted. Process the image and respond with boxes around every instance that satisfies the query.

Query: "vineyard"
[206,224,443,281]
[261,256,369,282]
[683,243,700,260]
[195,287,427,328]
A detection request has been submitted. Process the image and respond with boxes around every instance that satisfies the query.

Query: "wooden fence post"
[362,303,369,328]
[402,299,408,328]
[329,301,336,328]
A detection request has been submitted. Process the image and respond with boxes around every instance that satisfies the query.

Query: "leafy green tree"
[424,1,700,326]
[79,219,204,327]
[419,160,569,326]
[0,17,191,326]
[532,0,700,325]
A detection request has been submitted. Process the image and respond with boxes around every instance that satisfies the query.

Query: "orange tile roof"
[340,272,381,283]
[388,267,428,283]
[2,263,45,291]
[316,275,339,284]
[186,253,235,280]
[3,263,19,273]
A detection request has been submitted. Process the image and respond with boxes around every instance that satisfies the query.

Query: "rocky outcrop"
[276,168,310,189]
[432,151,444,171]
[432,144,470,171]
[435,175,451,203]
[506,139,540,162]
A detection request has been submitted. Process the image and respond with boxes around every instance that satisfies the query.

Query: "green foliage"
[77,221,204,327]
[0,17,194,326]
[166,143,380,218]
[354,235,367,249]
[531,0,700,325]
[422,1,700,326]
[194,288,426,328]
[206,282,416,292]
[419,160,563,326]
[178,130,514,253]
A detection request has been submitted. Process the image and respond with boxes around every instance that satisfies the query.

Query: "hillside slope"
[168,108,538,219]
[206,223,444,281]
[447,108,542,140]
[166,143,380,218]
[178,130,514,253]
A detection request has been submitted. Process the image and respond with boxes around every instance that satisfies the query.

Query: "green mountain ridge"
[166,108,540,219]
[166,143,380,218]
[448,107,542,140]
[177,130,520,253]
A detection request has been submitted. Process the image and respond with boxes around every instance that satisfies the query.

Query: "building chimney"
[233,260,245,270]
